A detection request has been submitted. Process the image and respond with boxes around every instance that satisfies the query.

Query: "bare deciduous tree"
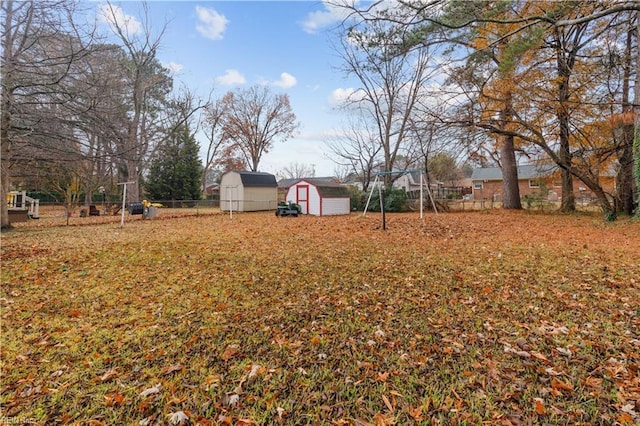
[280,162,316,179]
[99,2,170,203]
[326,115,382,191]
[218,85,298,172]
[1,0,97,228]
[335,17,436,187]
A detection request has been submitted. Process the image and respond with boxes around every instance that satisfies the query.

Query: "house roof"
[291,178,350,197]
[236,171,277,187]
[277,178,298,189]
[278,176,338,189]
[471,164,557,181]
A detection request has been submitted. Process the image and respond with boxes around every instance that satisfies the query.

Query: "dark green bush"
[367,187,408,212]
[347,186,366,211]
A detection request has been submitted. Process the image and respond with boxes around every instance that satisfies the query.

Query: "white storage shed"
[285,178,351,216]
[219,171,278,212]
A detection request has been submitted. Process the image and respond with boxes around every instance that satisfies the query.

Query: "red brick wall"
[472,177,615,201]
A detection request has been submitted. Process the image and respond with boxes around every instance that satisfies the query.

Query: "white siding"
[286,181,320,215]
[321,198,350,215]
[220,172,243,211]
[287,181,350,216]
[308,186,321,215]
[285,186,302,212]
[284,187,295,203]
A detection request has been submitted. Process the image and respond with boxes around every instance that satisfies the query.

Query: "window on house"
[529,179,541,188]
[473,181,483,190]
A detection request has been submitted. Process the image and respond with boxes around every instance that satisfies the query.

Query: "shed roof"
[235,171,277,187]
[471,164,557,181]
[278,176,338,189]
[293,178,350,197]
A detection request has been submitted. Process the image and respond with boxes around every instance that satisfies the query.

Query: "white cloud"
[164,62,183,75]
[215,69,246,86]
[272,72,297,89]
[302,0,353,34]
[196,6,229,41]
[302,1,408,34]
[98,4,142,35]
[257,73,298,89]
[261,138,336,177]
[328,87,365,107]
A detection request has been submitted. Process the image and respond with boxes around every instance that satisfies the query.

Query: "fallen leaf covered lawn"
[1,211,639,425]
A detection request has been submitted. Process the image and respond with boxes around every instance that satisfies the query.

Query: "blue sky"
[95,1,362,177]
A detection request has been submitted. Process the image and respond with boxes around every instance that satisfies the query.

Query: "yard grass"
[1,211,639,425]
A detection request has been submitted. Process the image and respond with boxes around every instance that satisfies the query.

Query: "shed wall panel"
[308,187,321,215]
[243,187,277,211]
[284,187,295,203]
[219,172,243,211]
[321,198,350,215]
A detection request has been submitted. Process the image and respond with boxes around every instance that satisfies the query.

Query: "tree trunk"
[500,133,522,209]
[557,113,576,213]
[559,150,575,212]
[615,26,635,215]
[0,1,15,230]
[0,133,10,230]
[0,93,11,229]
[556,27,577,213]
[498,89,522,210]
[123,77,143,203]
[618,126,636,215]
[125,158,140,203]
[634,11,640,218]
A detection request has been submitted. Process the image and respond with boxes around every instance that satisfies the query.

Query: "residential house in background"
[202,168,222,199]
[470,164,615,202]
[394,171,473,199]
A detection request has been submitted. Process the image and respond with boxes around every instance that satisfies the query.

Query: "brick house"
[470,164,615,202]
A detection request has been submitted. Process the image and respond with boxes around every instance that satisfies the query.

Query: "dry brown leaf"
[551,378,574,392]
[221,344,239,361]
[104,392,125,407]
[372,412,395,426]
[583,376,603,391]
[617,412,635,425]
[381,394,394,412]
[139,383,162,397]
[236,419,257,425]
[534,398,546,415]
[161,363,184,375]
[530,351,553,365]
[98,368,118,382]
[375,371,389,382]
[408,404,423,421]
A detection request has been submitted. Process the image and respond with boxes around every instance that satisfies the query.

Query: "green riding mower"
[275,201,302,217]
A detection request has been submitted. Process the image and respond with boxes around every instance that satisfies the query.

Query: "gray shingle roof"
[278,177,339,189]
[290,178,350,197]
[471,164,557,181]
[277,178,298,189]
[238,171,277,187]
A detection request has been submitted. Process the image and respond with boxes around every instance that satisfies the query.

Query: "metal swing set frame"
[362,170,438,226]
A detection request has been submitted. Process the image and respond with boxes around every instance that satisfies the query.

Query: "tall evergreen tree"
[145,124,203,202]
